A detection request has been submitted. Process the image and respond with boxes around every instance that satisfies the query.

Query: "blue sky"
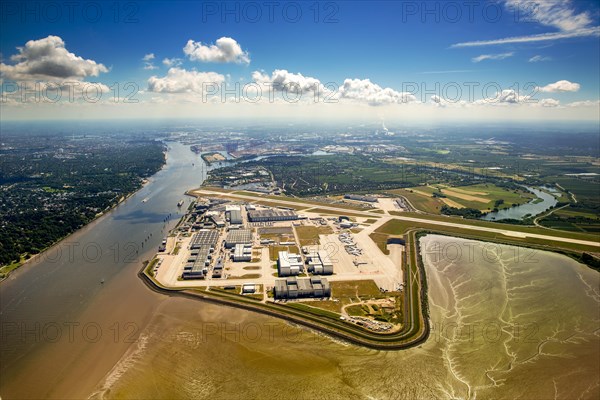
[1,1,599,121]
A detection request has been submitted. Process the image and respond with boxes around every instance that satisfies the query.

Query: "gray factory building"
[247,209,298,222]
[277,251,303,276]
[224,229,253,248]
[227,209,243,225]
[233,244,252,262]
[273,276,331,299]
[184,230,218,279]
[306,250,334,275]
[183,245,212,279]
[190,230,219,249]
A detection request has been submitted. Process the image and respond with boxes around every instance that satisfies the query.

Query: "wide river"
[0,142,208,398]
[1,145,598,399]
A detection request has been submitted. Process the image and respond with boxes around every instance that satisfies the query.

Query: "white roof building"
[277,251,303,277]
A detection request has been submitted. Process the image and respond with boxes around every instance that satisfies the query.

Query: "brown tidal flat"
[92,235,599,400]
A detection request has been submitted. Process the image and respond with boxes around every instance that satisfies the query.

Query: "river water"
[1,143,598,399]
[482,187,558,221]
[0,142,208,399]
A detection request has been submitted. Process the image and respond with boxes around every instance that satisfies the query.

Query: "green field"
[250,200,308,210]
[369,232,392,255]
[284,303,342,320]
[331,279,387,298]
[375,218,600,253]
[385,212,598,241]
[306,207,377,218]
[450,183,536,209]
[236,190,372,211]
[554,208,599,219]
[269,245,300,261]
[197,188,375,212]
[303,280,394,314]
[387,188,444,213]
[547,175,600,206]
[390,183,535,214]
[295,225,333,246]
[540,205,600,233]
[227,273,261,279]
[537,175,600,232]
[236,154,499,197]
[0,257,25,280]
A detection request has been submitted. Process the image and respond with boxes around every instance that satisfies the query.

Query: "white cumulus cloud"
[339,78,417,105]
[142,53,158,70]
[471,89,566,108]
[252,69,325,94]
[147,68,225,93]
[163,58,182,67]
[538,98,560,107]
[431,95,448,107]
[0,35,108,81]
[184,37,250,64]
[537,80,580,92]
[430,95,468,107]
[496,89,520,103]
[252,71,420,106]
[473,89,527,105]
[566,100,600,107]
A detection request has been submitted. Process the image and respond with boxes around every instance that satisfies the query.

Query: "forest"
[0,134,165,269]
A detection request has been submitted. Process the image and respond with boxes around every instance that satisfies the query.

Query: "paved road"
[194,190,600,248]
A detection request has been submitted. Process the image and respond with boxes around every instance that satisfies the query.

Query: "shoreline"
[137,261,431,350]
[0,151,166,283]
[138,206,429,350]
[136,210,598,350]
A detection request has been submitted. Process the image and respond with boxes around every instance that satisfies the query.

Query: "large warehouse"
[224,229,253,248]
[247,209,298,222]
[190,230,219,249]
[184,230,219,279]
[273,276,331,299]
[232,244,252,262]
[228,210,243,224]
[183,246,212,279]
[306,250,334,275]
[277,251,303,276]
